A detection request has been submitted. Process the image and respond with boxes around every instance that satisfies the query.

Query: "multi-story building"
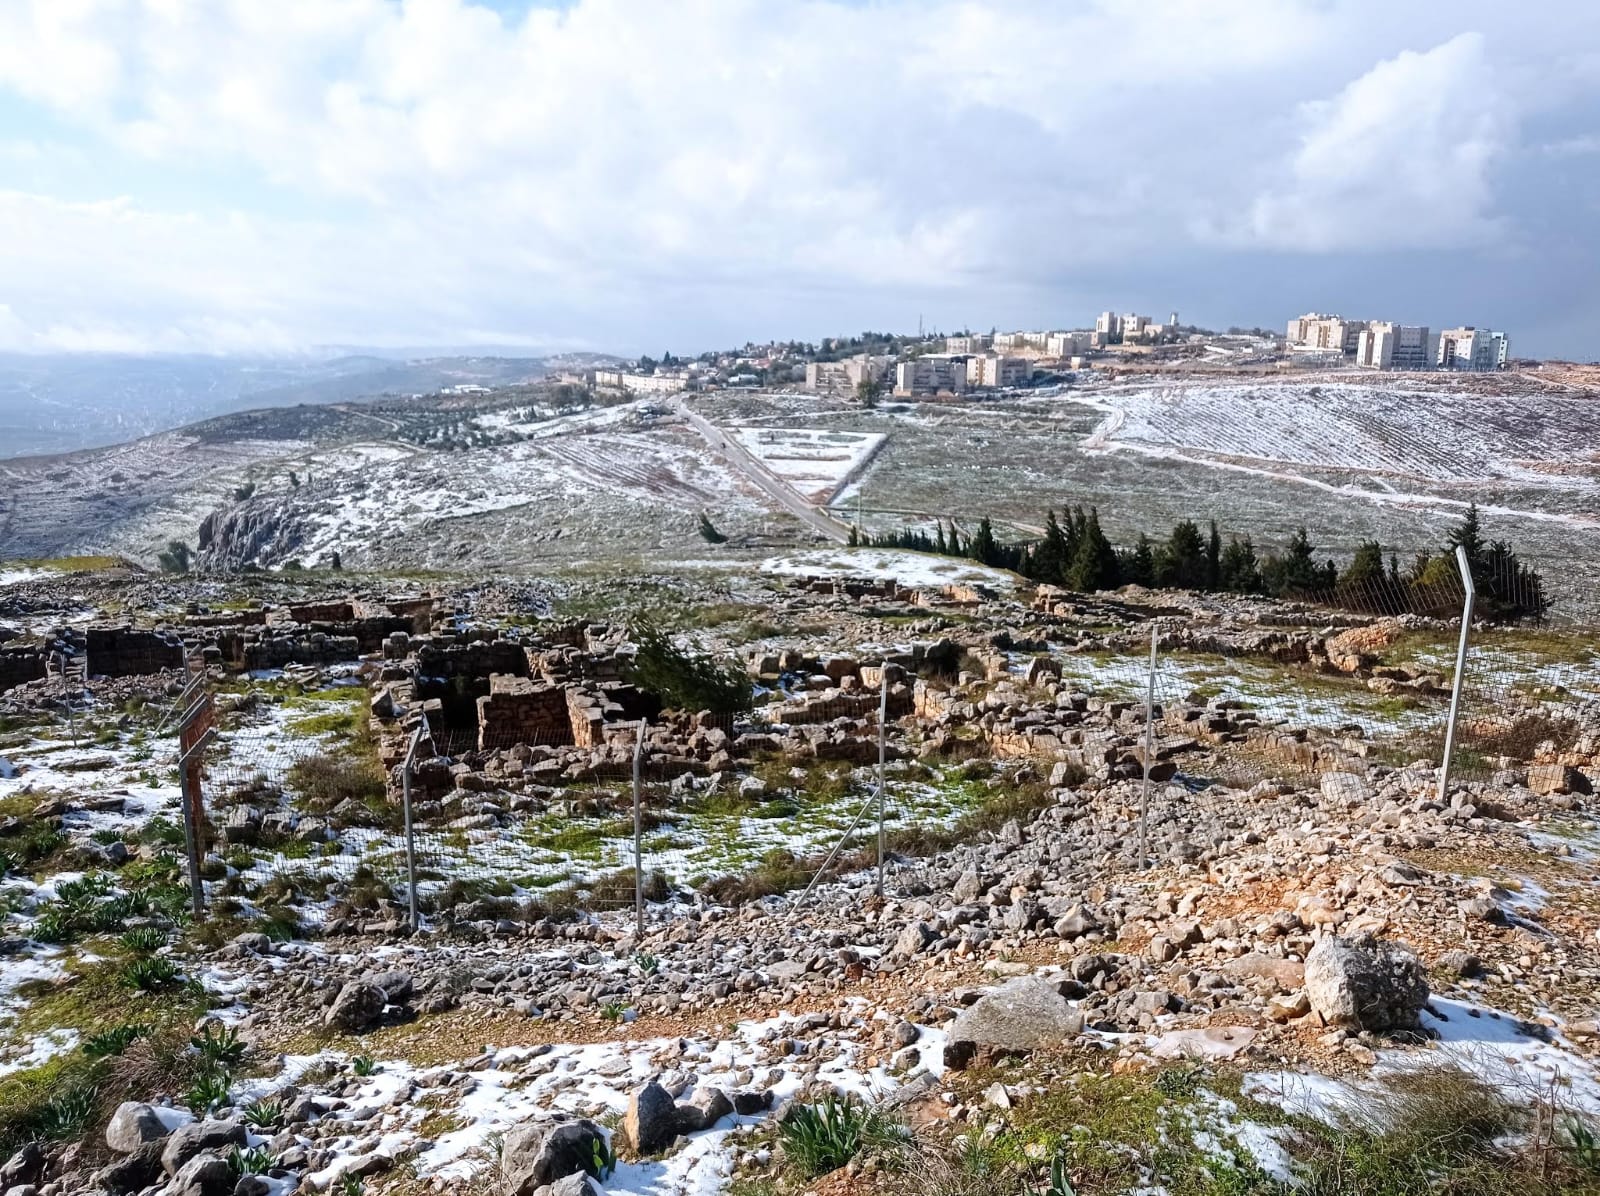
[593,369,693,396]
[1045,331,1093,357]
[803,354,892,397]
[945,334,992,354]
[894,356,967,396]
[1095,311,1121,342]
[965,354,1032,389]
[1287,313,1364,355]
[1437,327,1510,370]
[1356,323,1431,369]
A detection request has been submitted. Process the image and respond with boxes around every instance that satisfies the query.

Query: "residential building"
[592,369,692,396]
[1287,313,1364,355]
[965,353,1032,389]
[1045,331,1092,357]
[1356,322,1431,370]
[803,354,892,397]
[1095,311,1121,342]
[894,356,967,396]
[945,334,992,354]
[1437,327,1510,371]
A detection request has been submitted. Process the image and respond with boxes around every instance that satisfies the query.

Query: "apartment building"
[894,356,967,396]
[803,354,893,397]
[1045,331,1092,357]
[1355,323,1430,370]
[1437,327,1510,371]
[945,334,992,354]
[1287,313,1364,355]
[593,369,693,396]
[965,353,1032,389]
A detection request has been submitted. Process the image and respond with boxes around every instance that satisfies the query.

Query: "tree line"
[849,503,1548,621]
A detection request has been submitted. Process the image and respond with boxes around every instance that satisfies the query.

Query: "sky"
[2,0,1600,360]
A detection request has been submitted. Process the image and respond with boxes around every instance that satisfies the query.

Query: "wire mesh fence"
[162,548,1596,930]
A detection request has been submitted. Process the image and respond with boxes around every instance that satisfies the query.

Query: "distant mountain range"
[0,351,618,458]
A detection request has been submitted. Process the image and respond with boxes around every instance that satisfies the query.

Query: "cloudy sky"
[2,0,1599,359]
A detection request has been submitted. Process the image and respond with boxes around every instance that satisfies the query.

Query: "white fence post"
[402,719,424,934]
[1139,622,1156,864]
[1438,544,1477,803]
[633,722,645,939]
[876,668,887,898]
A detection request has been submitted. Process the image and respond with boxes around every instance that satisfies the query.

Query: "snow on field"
[290,426,760,564]
[727,427,886,504]
[760,548,1016,591]
[1078,381,1600,529]
[0,567,52,588]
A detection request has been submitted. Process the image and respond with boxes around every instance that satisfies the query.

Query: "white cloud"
[0,1,1597,352]
[1230,33,1509,250]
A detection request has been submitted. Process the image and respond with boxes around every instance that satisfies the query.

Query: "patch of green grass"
[779,1092,908,1179]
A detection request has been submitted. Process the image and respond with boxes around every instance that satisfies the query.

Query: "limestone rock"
[501,1119,609,1196]
[1304,933,1428,1032]
[104,1102,170,1153]
[324,980,387,1032]
[623,1081,678,1155]
[944,975,1084,1069]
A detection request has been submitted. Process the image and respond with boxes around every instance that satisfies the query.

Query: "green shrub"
[119,926,167,953]
[184,1065,232,1113]
[83,1023,153,1059]
[121,956,179,992]
[779,1092,905,1179]
[243,1098,283,1129]
[192,1024,247,1068]
[627,618,752,715]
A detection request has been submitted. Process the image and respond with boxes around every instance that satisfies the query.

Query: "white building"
[1045,331,1093,357]
[1437,327,1510,371]
[965,354,1032,388]
[945,334,992,354]
[1287,313,1364,355]
[894,356,967,396]
[804,354,893,397]
[1356,323,1431,370]
[593,369,692,396]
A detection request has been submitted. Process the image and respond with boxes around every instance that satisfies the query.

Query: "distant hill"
[0,352,563,457]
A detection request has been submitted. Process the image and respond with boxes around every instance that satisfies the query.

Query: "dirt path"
[677,399,852,542]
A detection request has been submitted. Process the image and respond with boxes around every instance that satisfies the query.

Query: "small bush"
[779,1092,905,1179]
[350,1054,378,1077]
[628,618,752,715]
[119,926,167,953]
[243,1097,284,1129]
[192,1024,247,1069]
[121,956,179,992]
[227,1144,276,1177]
[83,1023,153,1059]
[184,1065,232,1113]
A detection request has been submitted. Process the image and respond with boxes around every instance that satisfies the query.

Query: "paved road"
[676,400,851,543]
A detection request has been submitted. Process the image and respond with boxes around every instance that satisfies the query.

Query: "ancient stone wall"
[0,647,46,693]
[85,626,185,677]
[476,675,573,748]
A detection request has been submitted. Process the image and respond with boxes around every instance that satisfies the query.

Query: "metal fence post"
[876,668,887,899]
[55,652,78,749]
[633,723,645,938]
[402,722,423,934]
[175,680,215,921]
[1438,544,1477,802]
[1139,622,1156,864]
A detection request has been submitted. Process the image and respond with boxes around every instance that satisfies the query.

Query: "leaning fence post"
[876,668,887,899]
[402,722,423,934]
[1139,622,1156,864]
[633,723,645,939]
[175,688,215,921]
[1438,544,1477,803]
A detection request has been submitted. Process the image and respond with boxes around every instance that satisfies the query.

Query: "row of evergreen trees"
[849,504,1548,620]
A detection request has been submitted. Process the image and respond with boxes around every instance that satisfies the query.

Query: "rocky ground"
[0,562,1598,1196]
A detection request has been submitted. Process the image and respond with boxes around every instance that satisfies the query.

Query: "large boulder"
[167,1152,233,1196]
[500,1118,609,1196]
[943,975,1084,1070]
[104,1102,170,1153]
[0,1142,46,1189]
[1304,933,1428,1032]
[673,1087,734,1135]
[160,1119,245,1177]
[622,1081,678,1155]
[324,980,387,1032]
